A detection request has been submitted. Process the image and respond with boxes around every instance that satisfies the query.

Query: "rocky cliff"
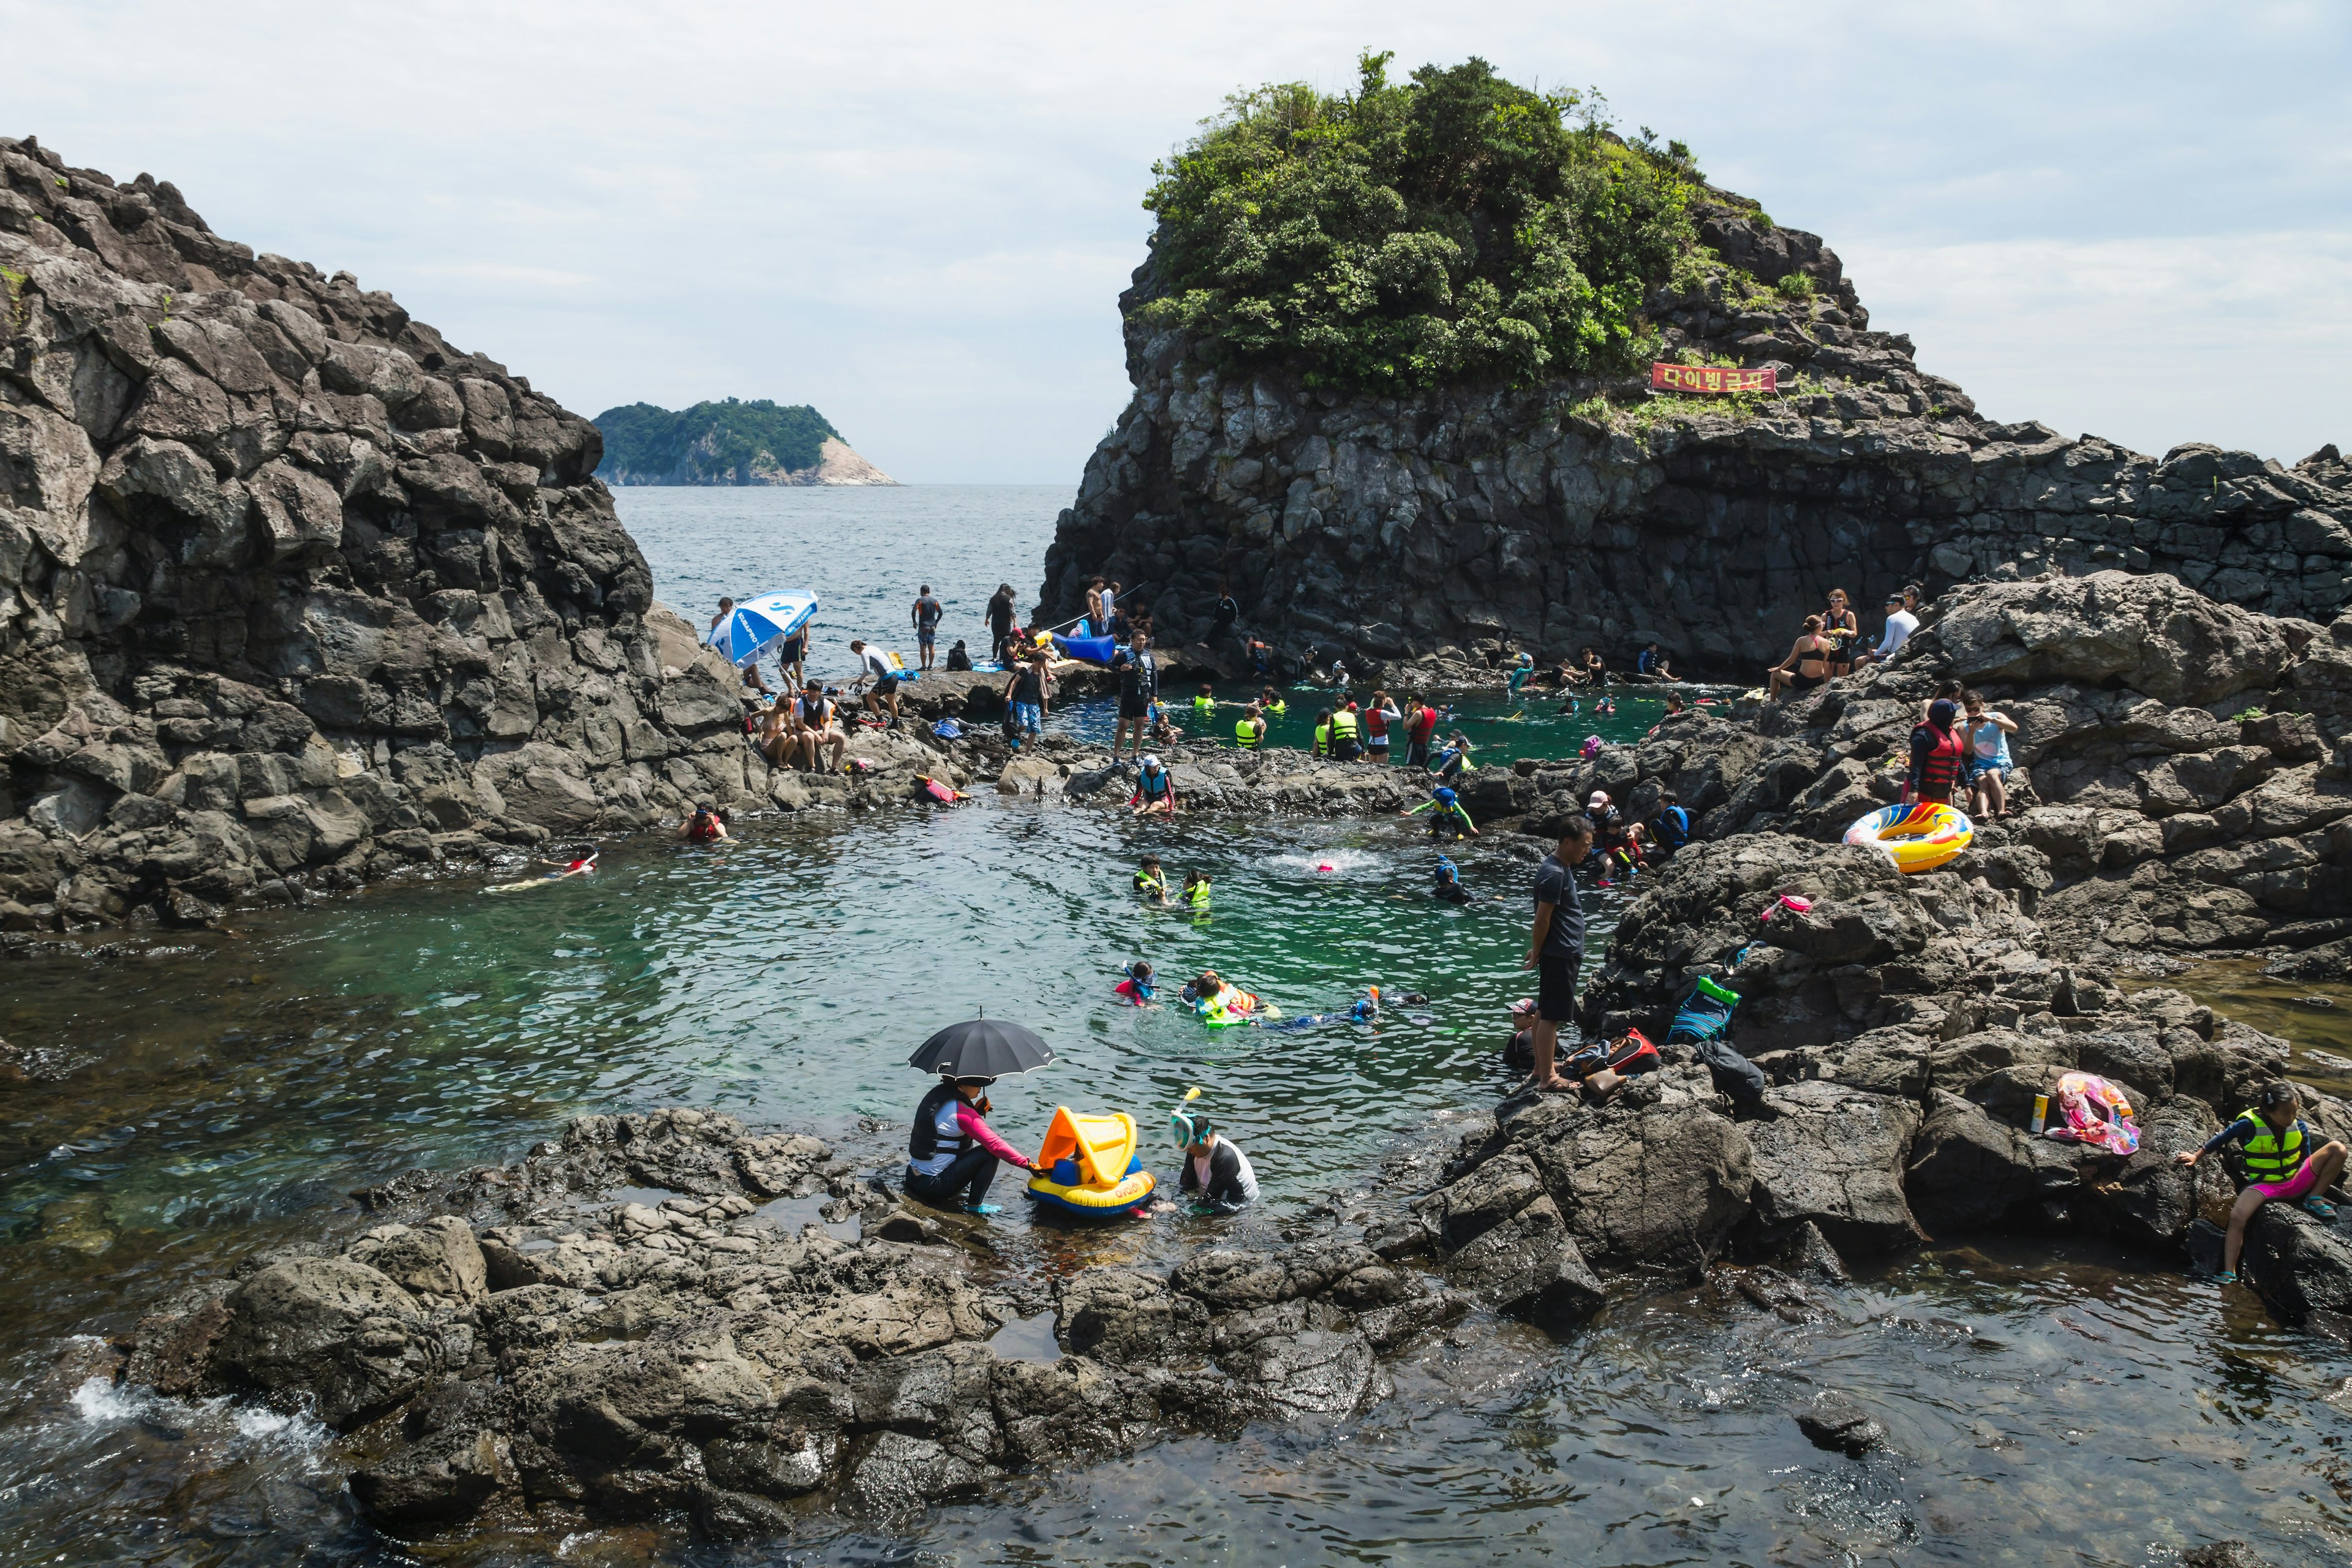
[1043,195,2352,677]
[0,136,771,929]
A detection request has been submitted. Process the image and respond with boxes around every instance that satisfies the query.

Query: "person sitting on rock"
[1962,688,2018,819]
[1852,590,1919,668]
[1768,614,1834,699]
[1130,755,1180,818]
[1404,785,1477,840]
[905,1074,1034,1216]
[791,686,849,773]
[944,638,974,672]
[1170,1101,1259,1214]
[678,802,727,842]
[1907,698,1968,805]
[1648,790,1693,861]
[2176,1079,2348,1284]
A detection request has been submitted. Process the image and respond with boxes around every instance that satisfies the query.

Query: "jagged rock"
[350,1426,512,1529]
[2242,1207,2352,1327]
[1744,1080,1924,1251]
[1904,1091,2089,1236]
[206,1256,440,1430]
[347,1216,487,1307]
[1507,1093,1756,1268]
[1439,1194,1607,1329]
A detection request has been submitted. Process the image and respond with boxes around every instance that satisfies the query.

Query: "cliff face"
[0,136,763,929]
[1042,196,2352,676]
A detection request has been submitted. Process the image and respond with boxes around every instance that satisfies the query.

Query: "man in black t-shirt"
[1522,815,1595,1093]
[1110,630,1158,760]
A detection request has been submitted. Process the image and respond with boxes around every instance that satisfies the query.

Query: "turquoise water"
[1,487,2346,1566]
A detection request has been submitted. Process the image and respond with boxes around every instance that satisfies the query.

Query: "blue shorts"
[1012,701,1042,734]
[918,628,937,648]
[1970,760,2009,781]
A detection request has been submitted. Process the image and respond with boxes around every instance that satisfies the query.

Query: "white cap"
[1588,791,1610,809]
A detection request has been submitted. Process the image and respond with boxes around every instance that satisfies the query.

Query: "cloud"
[4,0,2346,479]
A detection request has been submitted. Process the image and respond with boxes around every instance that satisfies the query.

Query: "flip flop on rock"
[2213,1270,2238,1284]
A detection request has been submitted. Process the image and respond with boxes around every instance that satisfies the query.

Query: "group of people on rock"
[1766,583,1921,698]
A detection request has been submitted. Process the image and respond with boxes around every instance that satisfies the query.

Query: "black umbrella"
[907,1017,1056,1080]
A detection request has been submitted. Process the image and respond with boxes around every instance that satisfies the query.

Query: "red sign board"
[1651,363,1777,395]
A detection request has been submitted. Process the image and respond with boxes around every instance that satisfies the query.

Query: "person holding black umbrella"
[902,1016,1057,1216]
[905,1074,1033,1215]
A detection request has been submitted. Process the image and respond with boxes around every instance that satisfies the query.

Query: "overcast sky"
[9,1,2348,482]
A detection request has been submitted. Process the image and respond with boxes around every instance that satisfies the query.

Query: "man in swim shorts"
[911,585,944,670]
[1111,630,1158,760]
[850,639,901,726]
[2176,1079,2347,1283]
[1004,651,1049,748]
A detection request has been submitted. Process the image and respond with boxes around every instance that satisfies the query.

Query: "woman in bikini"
[1768,614,1834,699]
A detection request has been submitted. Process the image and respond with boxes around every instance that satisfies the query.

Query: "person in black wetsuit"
[1169,1104,1259,1213]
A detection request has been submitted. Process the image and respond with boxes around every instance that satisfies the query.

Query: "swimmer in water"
[1558,692,1581,717]
[1434,854,1474,903]
[1261,987,1381,1032]
[1114,960,1158,1006]
[536,844,598,879]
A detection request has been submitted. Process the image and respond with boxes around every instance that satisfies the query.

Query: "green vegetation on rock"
[1136,51,1698,393]
[592,398,842,486]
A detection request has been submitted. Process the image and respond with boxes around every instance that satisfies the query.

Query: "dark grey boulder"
[207,1256,439,1430]
[1745,1080,1924,1252]
[1795,1392,1888,1457]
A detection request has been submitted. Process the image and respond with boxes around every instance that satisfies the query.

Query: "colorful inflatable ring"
[1844,801,1973,873]
[1023,1107,1158,1219]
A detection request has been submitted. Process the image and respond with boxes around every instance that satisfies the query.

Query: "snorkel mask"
[1169,1085,1208,1148]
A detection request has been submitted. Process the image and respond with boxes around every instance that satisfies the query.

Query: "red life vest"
[1409,706,1437,742]
[1912,722,1967,801]
[1366,706,1390,740]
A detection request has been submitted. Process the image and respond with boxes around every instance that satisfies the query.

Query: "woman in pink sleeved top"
[904,1074,1034,1215]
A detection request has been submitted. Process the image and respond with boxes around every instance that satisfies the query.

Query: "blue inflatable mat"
[1053,634,1120,665]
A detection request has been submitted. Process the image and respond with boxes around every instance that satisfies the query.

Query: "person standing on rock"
[906,1074,1035,1216]
[850,639,902,727]
[1212,582,1241,647]
[1085,578,1107,637]
[911,585,944,671]
[1822,588,1860,676]
[2176,1080,2347,1283]
[1404,698,1439,769]
[1329,701,1362,761]
[1005,650,1049,748]
[1907,698,1968,806]
[1365,690,1400,764]
[986,584,1017,665]
[1522,816,1596,1094]
[1111,630,1158,760]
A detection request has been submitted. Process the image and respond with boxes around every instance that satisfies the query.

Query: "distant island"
[591,398,897,486]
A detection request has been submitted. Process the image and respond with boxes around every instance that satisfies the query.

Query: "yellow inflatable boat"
[1024,1106,1156,1219]
[1843,800,1973,873]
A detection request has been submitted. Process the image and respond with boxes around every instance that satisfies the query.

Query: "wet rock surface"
[114,1107,1481,1540]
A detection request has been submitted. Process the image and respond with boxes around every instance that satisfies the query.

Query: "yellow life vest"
[1312,723,1329,756]
[1192,695,1215,715]
[1235,718,1261,748]
[1265,699,1287,715]
[1186,879,1212,908]
[2234,1111,2308,1182]
[1134,869,1166,897]
[1330,709,1359,742]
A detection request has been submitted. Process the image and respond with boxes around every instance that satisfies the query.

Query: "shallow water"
[2,487,2346,1564]
[2123,957,2352,1099]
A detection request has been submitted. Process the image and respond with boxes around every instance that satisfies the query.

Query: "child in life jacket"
[2176,1079,2349,1283]
[1134,855,1170,905]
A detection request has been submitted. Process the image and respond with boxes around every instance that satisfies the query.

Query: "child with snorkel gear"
[1404,785,1479,840]
[1157,1088,1259,1214]
[2176,1079,2349,1283]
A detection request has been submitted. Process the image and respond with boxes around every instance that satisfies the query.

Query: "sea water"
[1,486,2346,1565]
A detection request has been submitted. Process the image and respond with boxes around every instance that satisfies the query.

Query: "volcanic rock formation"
[0,137,803,929]
[1041,194,2352,679]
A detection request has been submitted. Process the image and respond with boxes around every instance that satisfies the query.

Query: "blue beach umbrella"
[708,590,818,667]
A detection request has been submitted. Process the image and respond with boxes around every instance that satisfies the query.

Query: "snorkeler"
[1114,961,1158,1006]
[1405,785,1478,840]
[1434,854,1474,903]
[678,802,728,842]
[1169,1090,1259,1213]
[1261,987,1381,1032]
[1507,652,1534,696]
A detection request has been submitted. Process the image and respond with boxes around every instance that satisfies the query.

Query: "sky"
[6,1,2348,483]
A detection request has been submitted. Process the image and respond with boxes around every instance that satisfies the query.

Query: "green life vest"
[1235,718,1260,748]
[1186,880,1211,907]
[1265,699,1287,715]
[1312,723,1329,756]
[2234,1111,2308,1182]
[1330,709,1358,742]
[1134,869,1166,897]
[1193,695,1215,715]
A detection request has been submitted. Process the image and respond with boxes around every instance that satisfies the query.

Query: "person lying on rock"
[905,1073,1034,1216]
[677,802,728,842]
[2175,1079,2348,1284]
